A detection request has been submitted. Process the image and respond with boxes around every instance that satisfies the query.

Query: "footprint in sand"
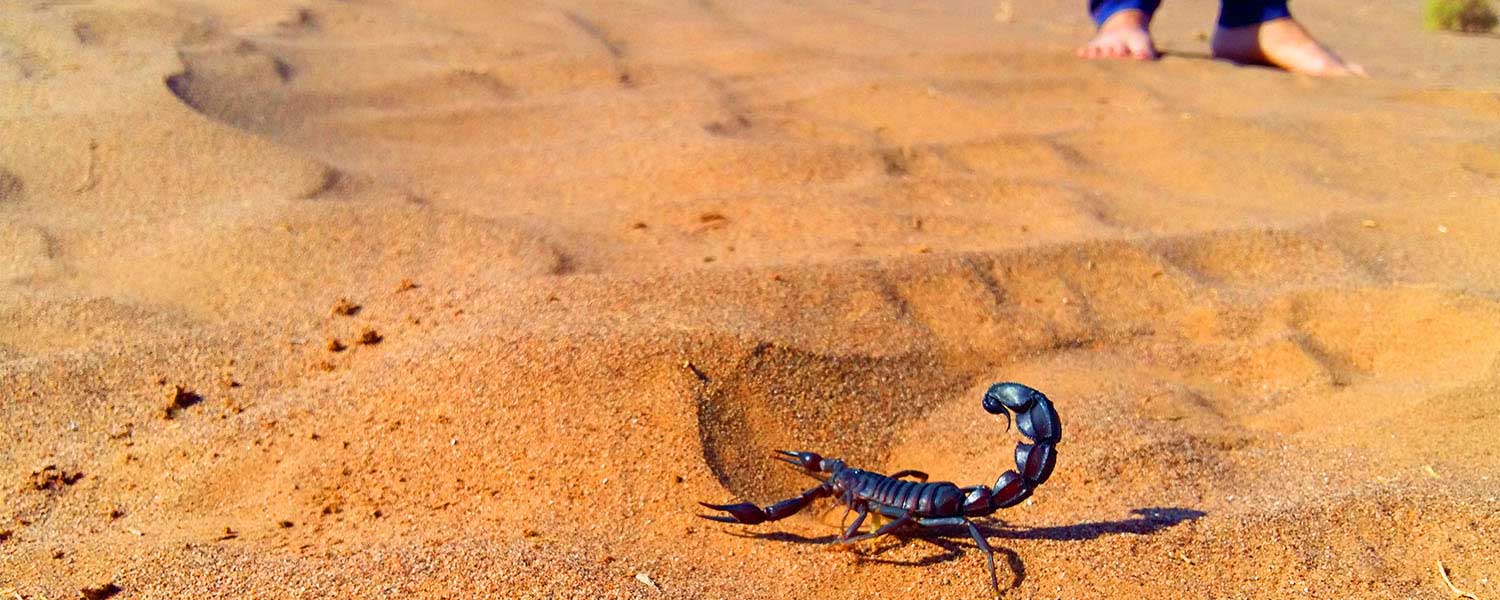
[67,6,209,49]
[165,36,296,128]
[696,342,968,502]
[0,222,61,284]
[0,168,21,202]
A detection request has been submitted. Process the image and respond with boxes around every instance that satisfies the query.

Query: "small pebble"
[635,572,661,592]
[79,583,121,600]
[330,298,360,316]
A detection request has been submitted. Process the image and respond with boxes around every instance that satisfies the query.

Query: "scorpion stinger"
[697,382,1063,598]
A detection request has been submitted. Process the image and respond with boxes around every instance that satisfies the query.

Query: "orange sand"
[2,0,1498,598]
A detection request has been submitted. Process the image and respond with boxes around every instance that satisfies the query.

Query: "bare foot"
[1077,9,1158,61]
[1211,17,1366,77]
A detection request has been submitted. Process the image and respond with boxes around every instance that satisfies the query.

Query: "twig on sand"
[683,361,709,383]
[74,139,98,193]
[1436,560,1480,600]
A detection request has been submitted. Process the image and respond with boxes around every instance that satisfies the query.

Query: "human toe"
[1129,43,1157,60]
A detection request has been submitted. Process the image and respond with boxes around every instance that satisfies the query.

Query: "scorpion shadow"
[728,507,1206,591]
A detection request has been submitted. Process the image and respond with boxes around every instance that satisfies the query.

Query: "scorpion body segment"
[697,382,1062,598]
[831,467,965,517]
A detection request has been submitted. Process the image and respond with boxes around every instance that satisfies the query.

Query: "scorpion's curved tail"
[968,382,1062,515]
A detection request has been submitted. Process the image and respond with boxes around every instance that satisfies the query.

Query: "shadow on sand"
[725,507,1206,592]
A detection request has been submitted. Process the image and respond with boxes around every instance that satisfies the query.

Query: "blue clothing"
[1090,0,1291,28]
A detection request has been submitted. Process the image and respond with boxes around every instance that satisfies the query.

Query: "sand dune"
[2,0,1498,598]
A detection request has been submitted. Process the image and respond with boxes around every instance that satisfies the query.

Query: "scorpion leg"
[887,469,929,482]
[698,484,831,525]
[966,520,1000,599]
[838,489,856,530]
[840,505,869,541]
[917,517,1000,599]
[840,511,912,544]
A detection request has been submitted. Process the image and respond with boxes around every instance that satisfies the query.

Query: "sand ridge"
[2,0,1499,597]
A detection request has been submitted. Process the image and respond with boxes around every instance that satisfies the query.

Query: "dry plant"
[1424,0,1498,33]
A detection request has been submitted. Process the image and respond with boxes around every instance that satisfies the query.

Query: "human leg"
[1217,0,1292,28]
[1090,0,1162,26]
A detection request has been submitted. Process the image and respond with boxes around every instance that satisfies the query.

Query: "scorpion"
[698,382,1061,597]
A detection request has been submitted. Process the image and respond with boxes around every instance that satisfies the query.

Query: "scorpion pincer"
[698,382,1061,597]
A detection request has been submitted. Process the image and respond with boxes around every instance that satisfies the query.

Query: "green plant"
[1424,0,1499,33]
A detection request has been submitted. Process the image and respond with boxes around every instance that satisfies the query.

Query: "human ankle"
[1099,8,1152,31]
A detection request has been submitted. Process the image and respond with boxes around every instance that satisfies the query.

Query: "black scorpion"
[698,382,1061,596]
